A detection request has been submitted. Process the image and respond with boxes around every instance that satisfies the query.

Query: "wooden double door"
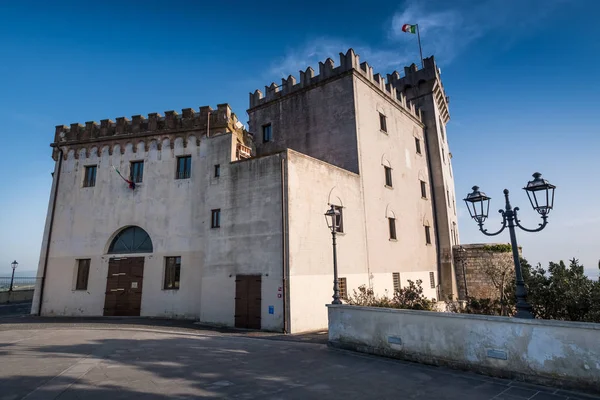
[103,257,144,316]
[235,275,262,329]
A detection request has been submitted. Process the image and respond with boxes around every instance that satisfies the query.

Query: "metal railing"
[0,277,38,292]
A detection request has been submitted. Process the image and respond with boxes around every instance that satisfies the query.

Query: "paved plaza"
[0,318,598,400]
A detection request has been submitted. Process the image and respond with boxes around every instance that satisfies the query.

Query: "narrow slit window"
[338,277,347,300]
[415,137,422,154]
[211,209,221,228]
[214,164,220,178]
[425,225,432,245]
[429,272,435,289]
[384,166,393,187]
[389,218,397,240]
[420,180,427,199]
[393,272,400,293]
[333,205,344,233]
[164,256,181,290]
[262,124,272,143]
[379,113,387,132]
[75,259,90,290]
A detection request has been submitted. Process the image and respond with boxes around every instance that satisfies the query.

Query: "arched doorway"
[104,226,153,316]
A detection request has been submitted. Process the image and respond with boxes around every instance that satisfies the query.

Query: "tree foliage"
[347,280,435,311]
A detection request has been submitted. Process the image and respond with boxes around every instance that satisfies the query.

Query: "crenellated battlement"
[249,48,442,121]
[53,103,244,147]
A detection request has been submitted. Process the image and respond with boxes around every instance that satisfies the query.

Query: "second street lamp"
[325,205,342,305]
[9,260,18,292]
[463,172,556,319]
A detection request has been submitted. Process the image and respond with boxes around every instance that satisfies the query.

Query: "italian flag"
[402,24,417,34]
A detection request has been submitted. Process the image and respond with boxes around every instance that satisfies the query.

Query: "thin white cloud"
[389,0,564,63]
[265,0,563,81]
[266,38,413,82]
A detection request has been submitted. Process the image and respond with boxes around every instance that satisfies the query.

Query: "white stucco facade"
[34,50,459,333]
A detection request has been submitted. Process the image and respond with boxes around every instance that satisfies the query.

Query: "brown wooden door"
[103,257,144,316]
[235,275,262,329]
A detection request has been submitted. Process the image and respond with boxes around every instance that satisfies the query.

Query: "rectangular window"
[393,272,400,293]
[262,124,272,143]
[338,277,347,300]
[214,164,220,178]
[211,209,221,228]
[388,218,397,240]
[420,180,427,199]
[384,166,393,187]
[429,272,435,289]
[130,161,144,183]
[83,166,97,188]
[176,156,191,179]
[425,226,432,245]
[379,113,387,132]
[333,205,344,233]
[164,256,181,290]
[415,137,422,154]
[75,259,90,290]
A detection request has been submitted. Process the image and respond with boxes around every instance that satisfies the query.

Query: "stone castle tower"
[248,49,459,299]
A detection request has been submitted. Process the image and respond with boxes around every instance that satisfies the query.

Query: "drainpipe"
[423,127,443,300]
[280,156,290,333]
[37,148,63,316]
[206,111,211,138]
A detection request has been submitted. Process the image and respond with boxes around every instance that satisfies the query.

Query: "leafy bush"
[482,244,512,253]
[347,280,435,311]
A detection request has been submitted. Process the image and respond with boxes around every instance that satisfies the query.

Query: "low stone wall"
[0,289,35,304]
[454,243,519,300]
[327,305,600,393]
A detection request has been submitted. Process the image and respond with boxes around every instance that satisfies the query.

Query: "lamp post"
[9,260,18,292]
[463,173,556,319]
[325,205,342,304]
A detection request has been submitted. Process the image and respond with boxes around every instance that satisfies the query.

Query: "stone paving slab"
[0,320,597,399]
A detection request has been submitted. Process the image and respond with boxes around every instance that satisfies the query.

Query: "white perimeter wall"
[328,305,600,392]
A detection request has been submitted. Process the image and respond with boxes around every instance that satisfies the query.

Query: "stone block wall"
[453,244,521,300]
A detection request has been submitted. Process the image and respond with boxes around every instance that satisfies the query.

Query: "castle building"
[32,49,459,333]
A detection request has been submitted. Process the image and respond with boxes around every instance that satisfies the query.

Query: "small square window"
[164,257,181,290]
[389,218,397,240]
[393,272,400,293]
[75,259,90,290]
[425,225,432,245]
[338,277,347,300]
[384,166,393,187]
[214,164,220,178]
[263,124,272,143]
[420,180,427,199]
[429,272,435,289]
[211,209,221,228]
[379,113,387,132]
[415,137,422,154]
[176,156,191,180]
[83,166,97,188]
[130,161,144,183]
[333,205,344,233]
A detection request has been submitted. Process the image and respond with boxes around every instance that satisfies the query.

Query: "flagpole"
[416,24,423,68]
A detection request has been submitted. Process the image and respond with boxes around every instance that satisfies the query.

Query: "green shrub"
[347,280,435,311]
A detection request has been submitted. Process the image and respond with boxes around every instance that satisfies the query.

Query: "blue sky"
[1,0,598,279]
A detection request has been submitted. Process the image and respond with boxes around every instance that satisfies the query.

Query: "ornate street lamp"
[464,173,556,319]
[325,205,342,304]
[9,260,18,292]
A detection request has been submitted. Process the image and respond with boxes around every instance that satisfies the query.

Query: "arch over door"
[108,226,153,254]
